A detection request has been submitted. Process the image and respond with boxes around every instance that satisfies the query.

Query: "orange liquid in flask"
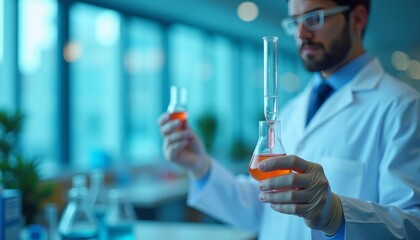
[169,111,188,129]
[249,154,290,181]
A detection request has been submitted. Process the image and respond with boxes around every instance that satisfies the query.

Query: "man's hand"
[158,113,211,179]
[257,155,343,236]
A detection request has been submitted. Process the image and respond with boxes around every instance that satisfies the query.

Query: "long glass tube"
[263,36,278,124]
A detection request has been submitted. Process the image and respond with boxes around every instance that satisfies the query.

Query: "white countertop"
[128,177,189,208]
[134,221,257,240]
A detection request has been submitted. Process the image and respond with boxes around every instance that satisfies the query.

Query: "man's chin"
[301,59,326,72]
[300,56,321,72]
[303,66,319,72]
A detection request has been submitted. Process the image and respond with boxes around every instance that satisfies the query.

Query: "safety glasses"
[282,5,350,35]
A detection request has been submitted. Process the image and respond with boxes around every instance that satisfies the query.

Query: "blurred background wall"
[0,0,419,175]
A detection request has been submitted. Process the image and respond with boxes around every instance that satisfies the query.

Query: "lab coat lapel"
[302,59,383,139]
[291,82,313,141]
[304,86,354,134]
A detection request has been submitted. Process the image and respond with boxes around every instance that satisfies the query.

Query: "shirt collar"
[313,53,373,90]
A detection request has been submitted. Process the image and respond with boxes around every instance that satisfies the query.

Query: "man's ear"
[350,5,368,36]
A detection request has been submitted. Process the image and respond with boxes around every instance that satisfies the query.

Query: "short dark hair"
[332,0,370,14]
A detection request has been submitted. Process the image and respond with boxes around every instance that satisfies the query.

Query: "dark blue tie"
[306,82,334,125]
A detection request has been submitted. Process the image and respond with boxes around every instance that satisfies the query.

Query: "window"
[126,18,164,163]
[169,26,236,153]
[0,0,3,63]
[19,0,58,169]
[0,0,13,109]
[240,43,263,147]
[169,24,208,122]
[2,0,316,172]
[70,3,121,169]
[211,36,237,153]
[167,26,260,156]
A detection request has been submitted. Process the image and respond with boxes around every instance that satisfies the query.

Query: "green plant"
[229,137,253,161]
[196,112,218,152]
[0,109,54,224]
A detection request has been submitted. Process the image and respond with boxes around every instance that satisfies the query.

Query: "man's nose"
[297,23,314,40]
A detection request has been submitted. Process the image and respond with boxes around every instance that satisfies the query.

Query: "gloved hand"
[257,155,343,236]
[158,113,211,179]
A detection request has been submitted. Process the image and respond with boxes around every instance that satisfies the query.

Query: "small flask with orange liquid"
[167,85,188,130]
[249,120,290,181]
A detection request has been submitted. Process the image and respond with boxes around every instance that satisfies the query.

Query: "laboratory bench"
[134,220,257,240]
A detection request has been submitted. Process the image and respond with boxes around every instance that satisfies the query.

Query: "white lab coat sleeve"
[187,160,262,231]
[342,97,420,239]
[341,196,420,239]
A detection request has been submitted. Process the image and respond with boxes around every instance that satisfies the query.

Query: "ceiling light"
[63,41,82,62]
[391,51,410,71]
[237,2,259,22]
[95,10,120,47]
[408,60,420,80]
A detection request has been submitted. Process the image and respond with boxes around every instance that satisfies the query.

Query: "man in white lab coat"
[158,0,420,239]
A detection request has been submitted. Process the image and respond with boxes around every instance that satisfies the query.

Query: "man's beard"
[299,21,351,72]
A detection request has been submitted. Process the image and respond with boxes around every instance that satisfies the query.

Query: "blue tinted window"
[169,24,208,124]
[211,36,236,153]
[0,0,3,63]
[70,3,121,169]
[0,0,13,109]
[240,44,262,147]
[19,0,58,171]
[169,26,227,152]
[126,18,163,163]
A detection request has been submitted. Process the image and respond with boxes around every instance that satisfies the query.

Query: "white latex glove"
[158,113,211,179]
[257,155,343,236]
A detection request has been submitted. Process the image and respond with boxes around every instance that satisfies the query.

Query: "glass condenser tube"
[263,36,278,124]
[263,36,278,151]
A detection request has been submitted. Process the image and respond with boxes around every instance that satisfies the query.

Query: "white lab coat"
[188,59,420,239]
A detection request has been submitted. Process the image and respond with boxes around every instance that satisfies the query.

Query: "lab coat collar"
[298,58,384,141]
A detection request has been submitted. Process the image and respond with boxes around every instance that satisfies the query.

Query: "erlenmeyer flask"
[167,85,188,130]
[89,169,108,219]
[72,175,87,191]
[249,120,290,181]
[58,187,99,240]
[89,170,108,240]
[105,188,136,240]
[44,203,59,240]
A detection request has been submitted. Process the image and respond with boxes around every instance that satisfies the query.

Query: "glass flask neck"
[167,86,187,112]
[90,169,105,182]
[254,120,285,155]
[259,121,281,137]
[90,175,105,190]
[72,175,87,189]
[68,188,89,206]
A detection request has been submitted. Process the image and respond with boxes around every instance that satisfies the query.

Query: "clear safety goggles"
[282,5,350,35]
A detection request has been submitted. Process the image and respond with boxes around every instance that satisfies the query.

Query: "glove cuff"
[190,155,212,179]
[321,193,344,236]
